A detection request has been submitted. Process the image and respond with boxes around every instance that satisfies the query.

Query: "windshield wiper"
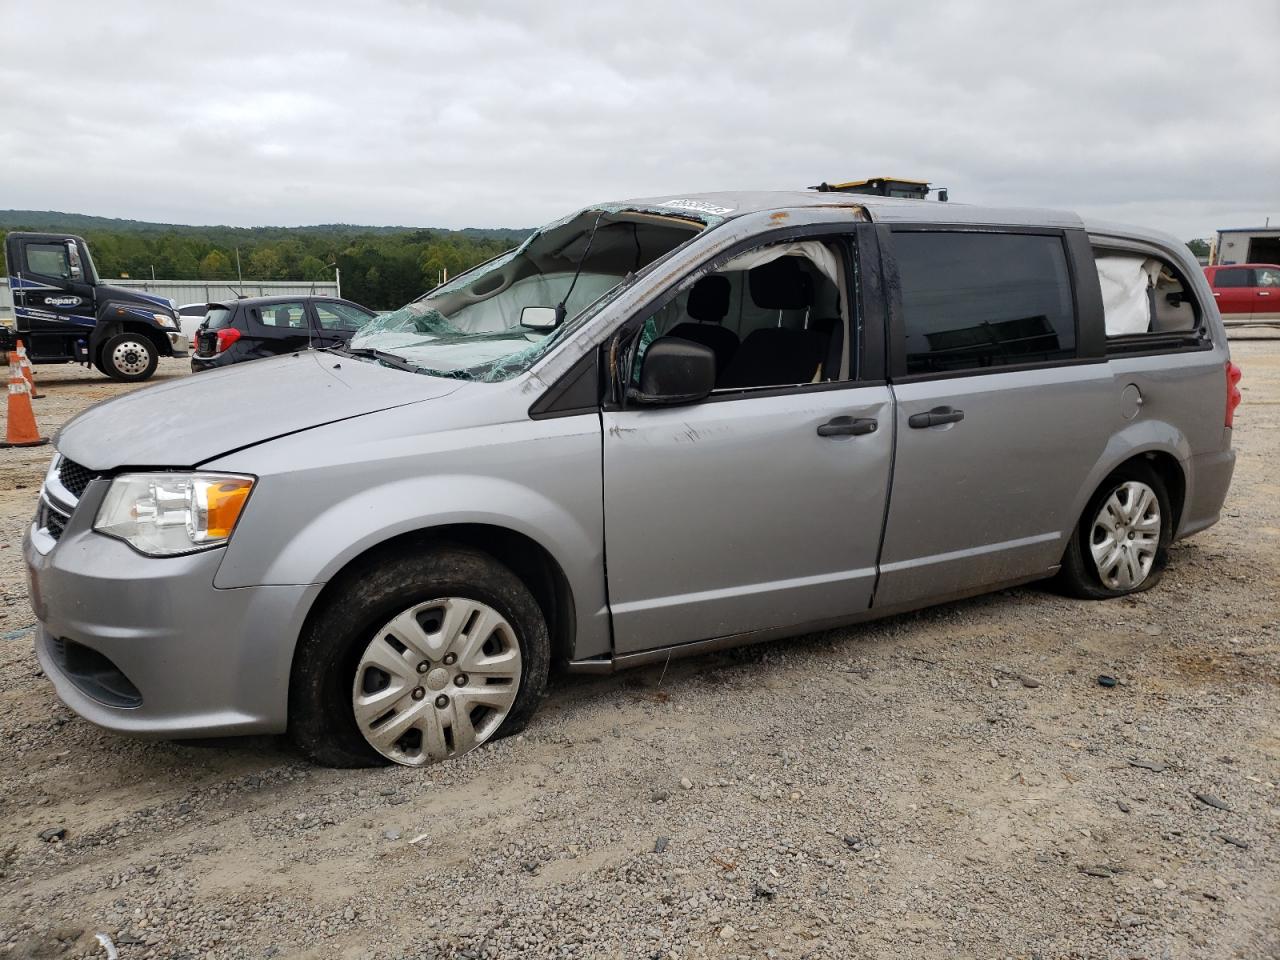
[330,344,420,372]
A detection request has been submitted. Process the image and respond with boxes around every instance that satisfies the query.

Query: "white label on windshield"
[657,199,735,216]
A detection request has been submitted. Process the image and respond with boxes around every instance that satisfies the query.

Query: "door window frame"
[250,301,309,332]
[1211,267,1255,289]
[880,224,1104,383]
[602,222,885,411]
[311,299,373,332]
[22,241,75,284]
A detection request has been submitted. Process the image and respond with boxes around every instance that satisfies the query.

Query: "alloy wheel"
[1089,480,1161,590]
[351,597,522,766]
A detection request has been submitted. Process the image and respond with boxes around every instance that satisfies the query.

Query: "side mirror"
[66,240,83,281]
[520,306,558,330]
[632,337,716,406]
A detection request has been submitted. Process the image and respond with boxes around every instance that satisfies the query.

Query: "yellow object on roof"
[825,177,930,190]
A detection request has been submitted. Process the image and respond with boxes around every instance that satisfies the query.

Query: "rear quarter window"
[1093,246,1205,352]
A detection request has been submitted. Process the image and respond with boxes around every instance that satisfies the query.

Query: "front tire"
[101,333,159,382]
[1057,461,1171,599]
[289,545,550,768]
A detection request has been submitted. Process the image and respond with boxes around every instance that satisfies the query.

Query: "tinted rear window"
[894,231,1076,375]
[1212,268,1253,288]
[203,307,234,330]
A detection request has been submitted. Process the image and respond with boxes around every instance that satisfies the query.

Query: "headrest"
[748,256,812,310]
[687,275,730,322]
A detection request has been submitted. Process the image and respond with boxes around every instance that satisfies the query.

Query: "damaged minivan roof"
[607,190,1084,231]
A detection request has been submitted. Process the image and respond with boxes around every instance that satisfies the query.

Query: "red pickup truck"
[1204,263,1280,326]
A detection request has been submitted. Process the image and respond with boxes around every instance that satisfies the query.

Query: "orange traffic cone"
[15,339,42,398]
[2,351,48,448]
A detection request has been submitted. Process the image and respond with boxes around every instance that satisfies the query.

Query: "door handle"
[1260,291,1272,297]
[817,416,878,437]
[908,406,964,428]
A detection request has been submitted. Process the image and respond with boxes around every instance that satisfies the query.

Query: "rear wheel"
[1057,461,1171,599]
[101,333,159,382]
[289,545,550,768]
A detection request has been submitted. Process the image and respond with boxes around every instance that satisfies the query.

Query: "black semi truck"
[3,232,185,381]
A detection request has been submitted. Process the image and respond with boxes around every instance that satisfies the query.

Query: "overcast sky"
[2,1,1276,240]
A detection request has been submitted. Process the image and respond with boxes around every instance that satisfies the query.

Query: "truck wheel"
[1057,461,1171,599]
[289,544,550,768]
[101,333,159,382]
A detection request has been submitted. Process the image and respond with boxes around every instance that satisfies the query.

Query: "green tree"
[247,247,286,280]
[298,255,331,282]
[199,250,233,279]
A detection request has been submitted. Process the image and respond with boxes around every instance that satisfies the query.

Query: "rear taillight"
[215,328,241,354]
[1226,361,1242,428]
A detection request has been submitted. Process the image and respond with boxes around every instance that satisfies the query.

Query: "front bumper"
[25,479,322,738]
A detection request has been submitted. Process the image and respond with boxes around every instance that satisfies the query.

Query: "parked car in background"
[190,295,376,372]
[1203,264,1280,326]
[26,191,1238,771]
[176,303,210,346]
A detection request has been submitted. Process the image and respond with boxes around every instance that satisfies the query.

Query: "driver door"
[12,238,96,351]
[601,230,893,655]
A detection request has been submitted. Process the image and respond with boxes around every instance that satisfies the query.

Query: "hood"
[96,284,178,314]
[56,352,462,470]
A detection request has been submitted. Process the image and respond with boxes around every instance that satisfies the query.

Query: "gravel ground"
[0,346,1277,960]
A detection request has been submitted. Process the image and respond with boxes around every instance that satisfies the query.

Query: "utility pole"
[235,247,243,284]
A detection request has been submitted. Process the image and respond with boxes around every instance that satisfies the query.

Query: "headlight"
[153,312,178,329]
[94,473,255,556]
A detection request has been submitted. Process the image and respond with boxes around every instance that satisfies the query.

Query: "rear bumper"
[1177,445,1236,539]
[25,502,322,738]
[190,352,233,373]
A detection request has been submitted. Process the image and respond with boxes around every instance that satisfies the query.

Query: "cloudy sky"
[2,1,1276,240]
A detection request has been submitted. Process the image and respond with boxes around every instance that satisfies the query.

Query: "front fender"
[92,302,178,356]
[216,472,598,589]
[207,404,609,659]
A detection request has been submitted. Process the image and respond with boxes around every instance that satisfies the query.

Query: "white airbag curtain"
[1096,255,1161,336]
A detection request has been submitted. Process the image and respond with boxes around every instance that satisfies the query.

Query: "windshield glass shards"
[349,208,704,381]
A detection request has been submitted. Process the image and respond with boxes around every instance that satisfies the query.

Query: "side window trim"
[882,224,1085,382]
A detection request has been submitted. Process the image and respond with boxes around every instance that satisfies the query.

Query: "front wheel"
[101,333,159,382]
[289,545,550,767]
[1057,461,1172,599]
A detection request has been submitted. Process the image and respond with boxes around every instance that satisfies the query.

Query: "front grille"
[57,457,98,499]
[37,498,71,541]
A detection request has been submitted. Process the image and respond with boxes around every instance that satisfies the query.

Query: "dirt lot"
[0,347,1277,960]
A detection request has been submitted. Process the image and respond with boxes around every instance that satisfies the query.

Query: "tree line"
[1,211,530,310]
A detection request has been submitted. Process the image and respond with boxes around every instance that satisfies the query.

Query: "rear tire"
[101,333,159,382]
[289,544,550,768]
[1057,461,1171,599]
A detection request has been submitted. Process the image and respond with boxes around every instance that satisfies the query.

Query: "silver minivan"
[25,192,1240,767]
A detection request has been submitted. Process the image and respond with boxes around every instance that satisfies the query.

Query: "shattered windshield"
[348,208,705,381]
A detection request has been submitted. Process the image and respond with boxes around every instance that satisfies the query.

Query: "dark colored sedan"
[191,296,376,372]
